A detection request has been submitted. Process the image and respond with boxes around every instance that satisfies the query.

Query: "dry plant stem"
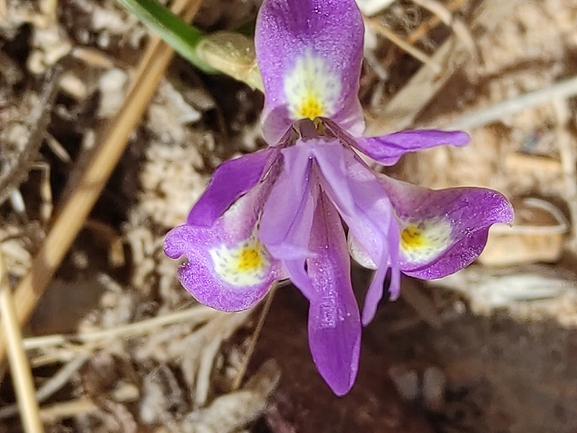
[39,399,98,424]
[0,254,44,433]
[35,353,89,401]
[39,384,138,424]
[0,353,91,420]
[0,0,204,364]
[448,76,577,130]
[22,305,217,351]
[70,47,116,69]
[45,134,72,163]
[406,0,465,44]
[195,309,255,406]
[232,285,277,391]
[366,0,522,134]
[553,99,577,249]
[409,0,477,61]
[365,17,441,73]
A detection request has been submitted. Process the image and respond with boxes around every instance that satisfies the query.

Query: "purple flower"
[164,0,514,395]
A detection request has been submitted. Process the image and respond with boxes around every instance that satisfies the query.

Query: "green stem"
[115,0,217,73]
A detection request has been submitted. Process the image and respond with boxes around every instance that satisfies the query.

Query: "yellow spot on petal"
[297,95,325,120]
[236,246,264,272]
[400,220,452,264]
[210,238,271,287]
[400,225,428,250]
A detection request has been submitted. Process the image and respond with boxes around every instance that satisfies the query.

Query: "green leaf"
[115,0,217,73]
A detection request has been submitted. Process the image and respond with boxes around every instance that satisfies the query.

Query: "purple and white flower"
[164,0,514,395]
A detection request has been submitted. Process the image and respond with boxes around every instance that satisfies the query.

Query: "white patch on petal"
[210,237,271,287]
[284,50,341,120]
[400,219,452,264]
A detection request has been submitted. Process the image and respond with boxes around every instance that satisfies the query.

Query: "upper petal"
[255,0,365,143]
[187,148,278,227]
[354,130,470,166]
[379,175,514,279]
[165,183,283,311]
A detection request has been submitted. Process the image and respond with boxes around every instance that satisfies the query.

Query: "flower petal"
[255,0,365,143]
[298,193,361,396]
[187,148,278,227]
[165,184,283,311]
[309,140,400,325]
[259,142,320,300]
[354,130,470,166]
[311,141,391,263]
[379,175,514,279]
[260,143,318,262]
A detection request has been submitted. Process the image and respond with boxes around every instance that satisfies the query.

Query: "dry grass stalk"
[366,0,523,134]
[38,399,98,424]
[410,0,478,61]
[405,0,466,44]
[0,0,204,363]
[554,99,577,249]
[194,309,255,407]
[22,304,217,351]
[365,17,442,73]
[37,385,139,423]
[232,286,277,391]
[70,47,116,69]
[0,353,91,420]
[448,75,577,130]
[0,252,44,433]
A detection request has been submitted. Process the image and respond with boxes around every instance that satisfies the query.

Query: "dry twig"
[0,252,44,433]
